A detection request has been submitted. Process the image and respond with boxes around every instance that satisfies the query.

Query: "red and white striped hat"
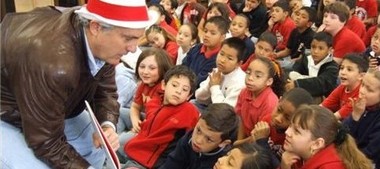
[75,0,158,29]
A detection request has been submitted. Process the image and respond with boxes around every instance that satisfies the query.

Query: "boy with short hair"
[275,7,316,71]
[159,103,239,169]
[241,32,278,71]
[183,16,229,88]
[124,65,200,169]
[269,0,296,51]
[286,31,339,103]
[320,1,365,64]
[195,37,247,110]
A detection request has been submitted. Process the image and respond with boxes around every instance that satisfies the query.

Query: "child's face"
[147,32,166,49]
[255,41,274,58]
[213,148,246,169]
[191,119,228,153]
[160,0,173,13]
[323,0,336,6]
[266,0,278,9]
[289,0,302,12]
[245,0,261,11]
[138,55,160,86]
[323,12,345,34]
[271,99,296,131]
[371,29,380,54]
[203,23,225,49]
[293,9,311,29]
[271,7,288,23]
[207,7,223,20]
[229,15,249,38]
[284,124,317,158]
[177,25,195,48]
[216,44,241,74]
[310,39,331,65]
[339,59,363,88]
[162,75,192,105]
[359,73,380,107]
[245,59,273,94]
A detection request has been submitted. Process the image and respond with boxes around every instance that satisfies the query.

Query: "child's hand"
[369,58,379,70]
[350,96,366,121]
[131,119,142,133]
[317,24,326,32]
[281,151,300,169]
[268,17,274,30]
[285,79,295,92]
[251,121,270,140]
[209,69,223,86]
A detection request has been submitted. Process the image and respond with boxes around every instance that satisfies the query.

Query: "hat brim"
[74,7,158,29]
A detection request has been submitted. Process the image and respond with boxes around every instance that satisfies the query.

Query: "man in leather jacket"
[0,0,156,168]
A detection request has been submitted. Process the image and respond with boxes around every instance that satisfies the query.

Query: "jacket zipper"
[147,105,164,135]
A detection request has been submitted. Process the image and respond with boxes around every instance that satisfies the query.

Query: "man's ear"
[88,21,102,36]
[218,139,232,148]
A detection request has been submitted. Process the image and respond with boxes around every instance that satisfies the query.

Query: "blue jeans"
[0,110,105,169]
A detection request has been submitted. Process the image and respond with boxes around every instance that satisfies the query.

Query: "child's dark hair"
[254,56,285,97]
[339,0,356,11]
[168,0,178,10]
[300,6,317,23]
[281,88,314,108]
[205,16,230,35]
[222,37,247,62]
[163,65,197,94]
[273,0,291,13]
[234,14,251,28]
[148,3,173,26]
[234,143,274,169]
[341,53,369,73]
[135,48,173,82]
[313,31,333,47]
[200,103,239,141]
[323,2,350,23]
[146,24,176,43]
[182,23,200,44]
[258,32,277,50]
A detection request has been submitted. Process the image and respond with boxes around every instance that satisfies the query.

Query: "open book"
[85,101,121,169]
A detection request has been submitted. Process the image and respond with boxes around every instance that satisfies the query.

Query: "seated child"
[281,105,372,169]
[364,24,380,70]
[342,0,366,44]
[124,65,200,169]
[343,68,380,168]
[213,142,274,169]
[160,0,180,31]
[286,31,339,103]
[235,56,284,145]
[197,2,231,40]
[176,23,199,65]
[241,32,277,71]
[195,37,246,110]
[146,24,179,64]
[321,53,369,120]
[183,16,229,88]
[229,14,255,62]
[159,103,239,169]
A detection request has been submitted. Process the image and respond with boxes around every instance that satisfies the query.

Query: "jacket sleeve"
[195,77,211,104]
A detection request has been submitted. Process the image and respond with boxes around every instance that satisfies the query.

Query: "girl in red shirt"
[146,24,179,64]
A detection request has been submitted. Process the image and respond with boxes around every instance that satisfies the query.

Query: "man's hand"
[93,125,120,151]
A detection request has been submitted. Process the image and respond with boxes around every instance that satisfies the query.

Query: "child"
[365,24,380,70]
[148,4,178,37]
[269,0,296,51]
[229,14,255,62]
[213,143,274,169]
[286,31,338,103]
[195,37,247,110]
[235,56,284,145]
[160,0,180,30]
[238,0,269,43]
[183,16,229,88]
[197,2,231,40]
[234,88,314,163]
[321,53,369,120]
[159,103,239,169]
[179,0,207,26]
[341,0,366,43]
[124,65,200,169]
[241,32,277,71]
[344,69,380,168]
[281,105,372,169]
[176,23,199,65]
[355,0,378,26]
[275,7,316,71]
[146,24,179,64]
[320,2,365,64]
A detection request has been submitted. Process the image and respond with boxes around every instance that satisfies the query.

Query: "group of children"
[113,0,380,168]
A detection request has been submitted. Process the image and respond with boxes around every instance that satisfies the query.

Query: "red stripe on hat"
[87,0,149,21]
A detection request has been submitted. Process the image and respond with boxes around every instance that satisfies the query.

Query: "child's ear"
[307,21,313,28]
[266,77,274,86]
[161,80,166,90]
[328,47,333,54]
[359,72,366,80]
[186,94,193,101]
[218,139,232,148]
[311,137,326,153]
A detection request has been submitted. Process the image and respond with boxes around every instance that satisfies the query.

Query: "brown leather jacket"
[1,7,119,169]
